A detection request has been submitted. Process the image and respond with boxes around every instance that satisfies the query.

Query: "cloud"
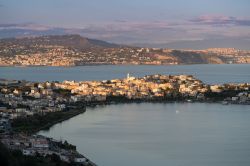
[190,15,250,26]
[0,23,54,31]
[0,23,18,27]
[85,21,174,32]
[1,18,250,48]
[114,20,128,23]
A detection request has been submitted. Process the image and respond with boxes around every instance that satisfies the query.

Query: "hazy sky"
[1,0,250,47]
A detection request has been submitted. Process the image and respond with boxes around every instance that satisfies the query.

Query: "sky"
[1,0,250,48]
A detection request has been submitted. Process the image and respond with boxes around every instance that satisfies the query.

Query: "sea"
[1,64,250,166]
[0,64,250,84]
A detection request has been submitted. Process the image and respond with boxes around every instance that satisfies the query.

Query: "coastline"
[38,102,250,166]
[34,109,86,133]
[38,98,248,132]
[1,63,249,68]
[7,108,98,166]
[12,108,86,134]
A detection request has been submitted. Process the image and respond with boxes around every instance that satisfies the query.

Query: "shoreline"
[3,96,250,166]
[12,108,86,134]
[6,108,98,166]
[39,98,248,132]
[1,63,249,68]
[85,99,249,110]
[1,73,249,166]
[37,99,249,166]
[33,109,86,133]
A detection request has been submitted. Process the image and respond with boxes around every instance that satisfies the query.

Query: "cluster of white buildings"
[0,74,249,121]
[55,74,209,101]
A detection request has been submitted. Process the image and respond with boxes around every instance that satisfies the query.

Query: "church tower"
[127,73,130,79]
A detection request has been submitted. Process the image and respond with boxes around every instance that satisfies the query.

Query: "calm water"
[2,64,250,165]
[39,103,250,166]
[1,64,250,84]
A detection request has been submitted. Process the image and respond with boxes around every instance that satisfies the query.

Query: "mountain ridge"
[0,34,121,49]
[0,34,249,66]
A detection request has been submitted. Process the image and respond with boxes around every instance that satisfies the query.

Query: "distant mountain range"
[0,24,249,50]
[133,38,250,50]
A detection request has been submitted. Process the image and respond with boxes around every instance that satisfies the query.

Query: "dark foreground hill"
[0,142,70,166]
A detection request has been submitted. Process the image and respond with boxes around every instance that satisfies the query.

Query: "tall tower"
[127,73,130,79]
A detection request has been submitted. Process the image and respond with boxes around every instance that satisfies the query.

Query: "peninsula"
[0,74,249,119]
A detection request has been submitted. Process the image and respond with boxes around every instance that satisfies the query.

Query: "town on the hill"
[0,35,250,66]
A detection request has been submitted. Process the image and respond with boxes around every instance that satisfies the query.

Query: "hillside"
[0,35,249,66]
[0,34,119,49]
